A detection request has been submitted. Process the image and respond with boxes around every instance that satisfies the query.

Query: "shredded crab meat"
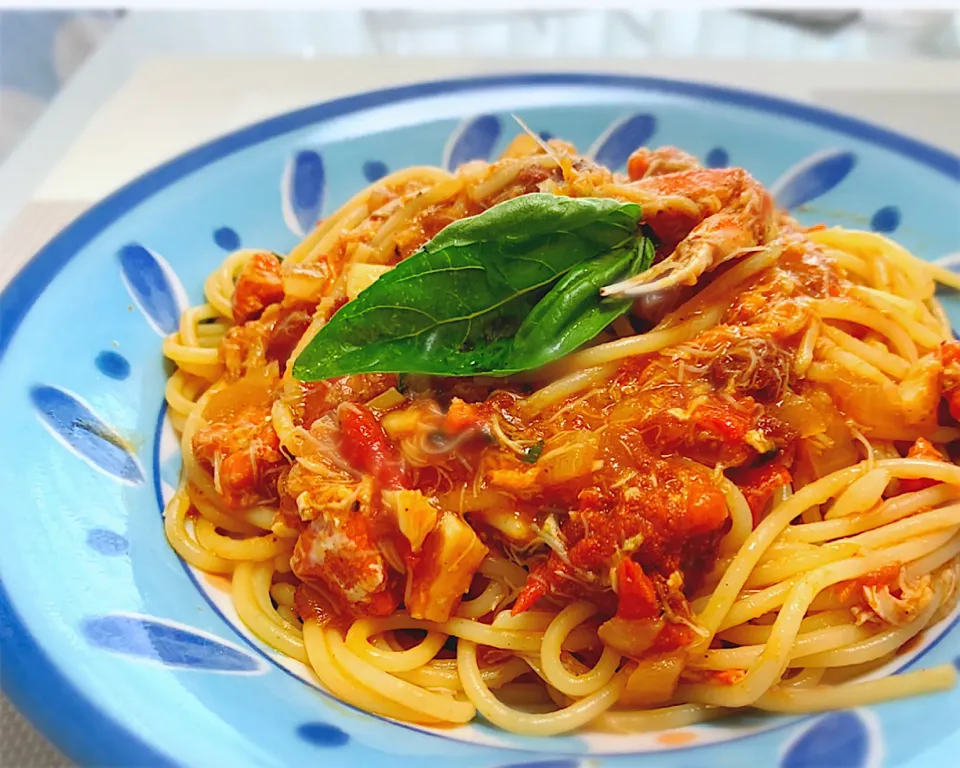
[488,412,539,457]
[529,514,570,565]
[601,167,777,297]
[856,569,935,627]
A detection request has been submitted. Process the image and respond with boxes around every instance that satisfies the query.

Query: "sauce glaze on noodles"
[162,135,960,735]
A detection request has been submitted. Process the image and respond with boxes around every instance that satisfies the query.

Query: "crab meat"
[857,570,934,627]
[626,146,703,180]
[382,488,439,553]
[405,511,488,622]
[289,472,399,616]
[602,167,777,298]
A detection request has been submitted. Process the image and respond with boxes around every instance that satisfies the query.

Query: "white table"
[1,10,958,768]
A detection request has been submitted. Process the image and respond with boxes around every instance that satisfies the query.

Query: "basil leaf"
[522,440,545,464]
[292,194,644,381]
[512,237,654,363]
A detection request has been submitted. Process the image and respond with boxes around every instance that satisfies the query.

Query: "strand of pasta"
[344,618,448,672]
[717,530,955,632]
[792,585,944,668]
[681,530,957,708]
[194,517,290,561]
[540,603,621,697]
[163,485,234,573]
[302,621,446,724]
[753,665,957,713]
[695,458,960,646]
[457,639,629,736]
[689,623,873,670]
[820,323,911,379]
[594,703,728,734]
[719,476,754,556]
[327,629,476,723]
[232,561,308,662]
[189,484,268,535]
[812,228,960,294]
[718,609,852,646]
[783,485,957,543]
[394,656,529,691]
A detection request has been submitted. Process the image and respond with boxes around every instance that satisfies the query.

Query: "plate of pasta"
[1,73,960,768]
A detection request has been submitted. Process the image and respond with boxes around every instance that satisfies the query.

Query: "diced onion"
[618,653,685,707]
[346,263,392,301]
[367,387,406,411]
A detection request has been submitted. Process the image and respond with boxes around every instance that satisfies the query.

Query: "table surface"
[3,9,960,238]
[1,9,959,768]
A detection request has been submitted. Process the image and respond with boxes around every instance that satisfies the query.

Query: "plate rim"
[1,71,958,768]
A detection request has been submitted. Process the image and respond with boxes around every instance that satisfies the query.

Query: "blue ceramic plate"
[1,74,959,768]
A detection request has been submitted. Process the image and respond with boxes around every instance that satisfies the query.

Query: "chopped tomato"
[219,451,256,495]
[232,252,284,324]
[650,621,696,653]
[729,462,793,525]
[266,303,313,370]
[693,402,751,444]
[685,477,729,534]
[701,668,748,685]
[858,564,902,588]
[899,438,944,494]
[293,583,341,627]
[625,146,701,181]
[444,399,482,432]
[329,295,349,318]
[940,341,960,422]
[832,563,901,604]
[365,589,400,617]
[946,390,960,423]
[337,402,406,489]
[941,340,960,367]
[616,559,660,620]
[511,570,548,615]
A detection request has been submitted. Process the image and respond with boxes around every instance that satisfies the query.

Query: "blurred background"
[1,9,959,162]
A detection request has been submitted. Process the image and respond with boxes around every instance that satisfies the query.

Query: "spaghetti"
[162,134,960,735]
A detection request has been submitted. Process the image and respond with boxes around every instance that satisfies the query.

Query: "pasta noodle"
[161,135,960,736]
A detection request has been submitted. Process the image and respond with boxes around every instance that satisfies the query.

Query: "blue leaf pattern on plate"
[94,350,130,380]
[282,150,326,237]
[781,711,877,768]
[706,147,730,168]
[870,206,901,233]
[769,149,857,210]
[117,243,188,336]
[86,529,129,556]
[213,226,241,251]
[297,723,350,747]
[30,385,144,485]
[362,160,388,183]
[587,113,657,170]
[80,613,265,674]
[443,114,502,171]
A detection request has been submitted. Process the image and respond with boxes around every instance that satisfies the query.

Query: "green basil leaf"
[521,440,545,464]
[512,237,655,364]
[292,194,644,381]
